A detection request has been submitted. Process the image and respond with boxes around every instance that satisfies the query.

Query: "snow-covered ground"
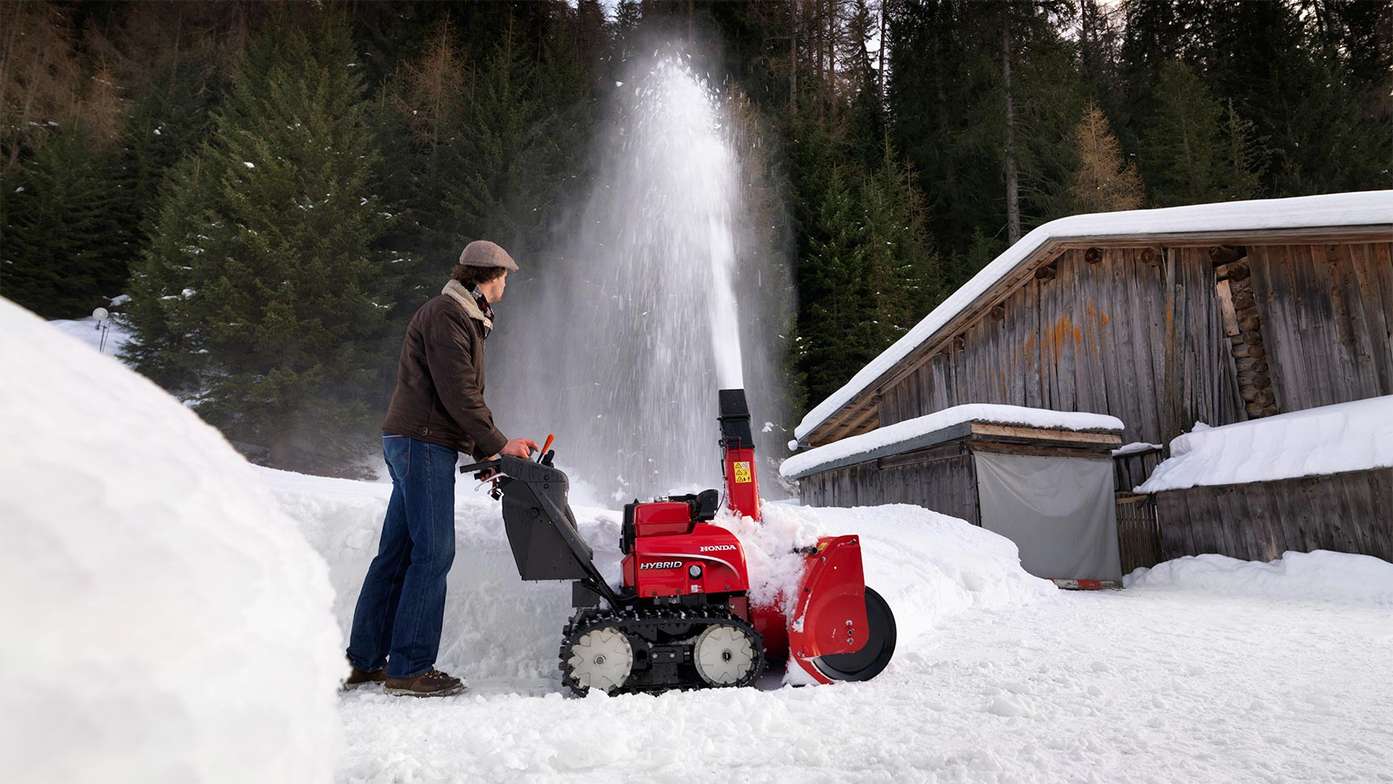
[47,313,133,358]
[266,468,1393,784]
[331,574,1393,784]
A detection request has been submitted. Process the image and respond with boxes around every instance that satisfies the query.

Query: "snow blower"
[460,389,896,695]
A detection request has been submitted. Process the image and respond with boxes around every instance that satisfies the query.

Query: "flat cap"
[458,240,519,271]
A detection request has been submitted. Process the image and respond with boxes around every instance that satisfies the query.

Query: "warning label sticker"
[733,461,752,484]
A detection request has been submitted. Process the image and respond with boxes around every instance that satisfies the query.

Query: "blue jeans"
[346,435,458,678]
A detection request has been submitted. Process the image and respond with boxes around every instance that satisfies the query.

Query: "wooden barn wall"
[1247,242,1393,411]
[1155,468,1393,563]
[878,247,1242,446]
[799,449,980,524]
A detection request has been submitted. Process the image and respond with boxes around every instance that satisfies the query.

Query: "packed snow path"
[336,588,1392,783]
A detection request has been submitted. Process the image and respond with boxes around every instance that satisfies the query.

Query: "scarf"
[441,279,494,336]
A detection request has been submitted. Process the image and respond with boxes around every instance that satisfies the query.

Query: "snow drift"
[1125,550,1393,606]
[267,467,1056,685]
[0,298,342,784]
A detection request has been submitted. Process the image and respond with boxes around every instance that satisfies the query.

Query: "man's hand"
[499,438,541,459]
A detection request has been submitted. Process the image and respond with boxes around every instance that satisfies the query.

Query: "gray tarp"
[973,451,1122,581]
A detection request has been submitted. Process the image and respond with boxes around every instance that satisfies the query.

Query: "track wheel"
[693,622,763,687]
[563,624,633,696]
[811,587,896,682]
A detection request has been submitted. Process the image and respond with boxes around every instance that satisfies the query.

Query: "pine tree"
[126,12,392,474]
[381,20,471,308]
[842,0,885,167]
[858,142,942,350]
[792,106,867,407]
[1140,60,1260,206]
[1,127,127,317]
[1220,99,1262,201]
[122,154,214,391]
[1069,102,1144,213]
[449,34,570,258]
[1011,7,1088,227]
[383,11,595,312]
[800,161,866,406]
[613,0,643,59]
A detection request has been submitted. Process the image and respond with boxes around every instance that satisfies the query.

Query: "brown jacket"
[381,281,508,459]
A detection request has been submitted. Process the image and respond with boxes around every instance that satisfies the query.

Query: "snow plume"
[0,298,342,783]
[488,47,793,499]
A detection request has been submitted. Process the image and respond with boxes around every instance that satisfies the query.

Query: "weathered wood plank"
[970,423,1121,445]
[1348,242,1393,396]
[1143,469,1393,563]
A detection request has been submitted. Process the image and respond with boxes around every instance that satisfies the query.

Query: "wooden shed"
[782,405,1125,583]
[787,191,1393,571]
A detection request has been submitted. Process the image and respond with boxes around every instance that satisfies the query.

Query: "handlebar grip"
[458,459,500,475]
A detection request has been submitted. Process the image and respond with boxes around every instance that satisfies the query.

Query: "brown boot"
[384,669,466,697]
[341,666,386,690]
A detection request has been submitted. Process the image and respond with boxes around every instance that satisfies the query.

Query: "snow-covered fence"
[1137,396,1393,563]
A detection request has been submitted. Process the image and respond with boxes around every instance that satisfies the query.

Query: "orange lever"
[538,433,555,461]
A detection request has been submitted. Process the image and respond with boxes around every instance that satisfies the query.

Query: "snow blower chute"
[460,389,896,695]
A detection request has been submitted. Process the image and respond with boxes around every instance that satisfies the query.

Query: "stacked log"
[1215,256,1280,418]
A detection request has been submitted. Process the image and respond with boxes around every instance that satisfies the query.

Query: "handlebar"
[458,433,556,477]
[458,458,501,476]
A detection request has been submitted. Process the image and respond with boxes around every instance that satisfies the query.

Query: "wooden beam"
[832,401,879,439]
[970,442,1117,459]
[970,422,1122,447]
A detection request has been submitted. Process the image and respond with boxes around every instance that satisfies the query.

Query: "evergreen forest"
[2,0,1389,474]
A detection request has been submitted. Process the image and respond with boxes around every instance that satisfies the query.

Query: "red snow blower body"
[462,388,896,695]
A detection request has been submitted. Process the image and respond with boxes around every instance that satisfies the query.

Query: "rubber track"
[558,606,766,697]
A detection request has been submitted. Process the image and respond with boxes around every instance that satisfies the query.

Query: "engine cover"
[621,520,749,599]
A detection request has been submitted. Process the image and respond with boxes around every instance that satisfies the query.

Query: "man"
[343,240,538,697]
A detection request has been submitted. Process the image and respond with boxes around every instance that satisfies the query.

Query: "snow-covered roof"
[781,404,1123,480]
[1137,396,1393,493]
[794,190,1393,443]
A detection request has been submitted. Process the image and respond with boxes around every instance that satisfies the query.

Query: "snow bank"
[264,466,625,683]
[1137,395,1393,492]
[0,299,342,784]
[782,403,1122,480]
[795,190,1393,441]
[735,503,1058,643]
[268,468,1054,685]
[1125,550,1393,606]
